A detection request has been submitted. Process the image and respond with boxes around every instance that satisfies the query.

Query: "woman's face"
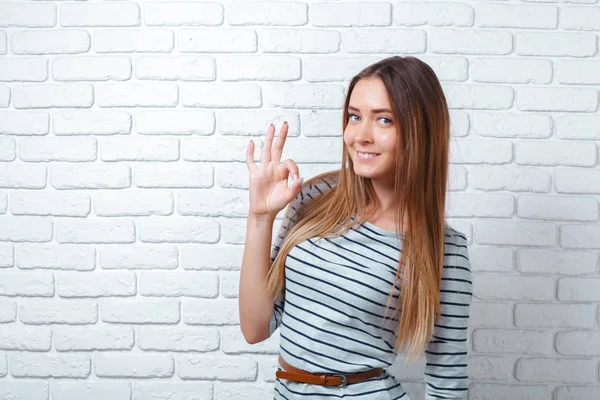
[343,77,398,183]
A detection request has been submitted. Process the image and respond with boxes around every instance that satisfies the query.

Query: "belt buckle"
[331,374,347,387]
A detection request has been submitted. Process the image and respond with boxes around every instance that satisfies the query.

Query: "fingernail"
[283,121,288,126]
[300,178,304,185]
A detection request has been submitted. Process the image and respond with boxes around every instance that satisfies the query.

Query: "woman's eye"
[349,113,360,121]
[379,117,392,125]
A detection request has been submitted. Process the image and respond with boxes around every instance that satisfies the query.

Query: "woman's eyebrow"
[348,105,392,113]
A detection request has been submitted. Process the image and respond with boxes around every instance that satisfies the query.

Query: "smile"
[357,151,380,160]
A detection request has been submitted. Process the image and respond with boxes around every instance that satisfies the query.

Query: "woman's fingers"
[271,121,288,163]
[280,158,299,183]
[246,139,256,171]
[261,123,275,164]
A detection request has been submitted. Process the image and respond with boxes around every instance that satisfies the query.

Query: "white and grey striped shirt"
[269,175,473,400]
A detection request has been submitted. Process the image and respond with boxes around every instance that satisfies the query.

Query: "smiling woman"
[240,56,472,400]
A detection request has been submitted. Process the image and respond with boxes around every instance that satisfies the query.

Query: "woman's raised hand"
[246,121,303,219]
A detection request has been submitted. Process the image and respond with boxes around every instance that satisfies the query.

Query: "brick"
[135,110,214,135]
[0,3,56,27]
[0,193,6,213]
[181,245,245,270]
[215,383,273,399]
[14,84,93,109]
[20,299,97,324]
[443,84,514,110]
[471,165,551,192]
[220,111,299,138]
[393,2,473,27]
[101,299,180,324]
[451,138,513,163]
[475,3,557,28]
[303,56,382,82]
[518,194,597,221]
[177,189,248,217]
[447,193,514,217]
[18,244,95,271]
[0,111,49,135]
[260,28,339,53]
[516,32,596,56]
[182,83,260,108]
[420,56,469,82]
[52,381,131,400]
[470,384,550,400]
[140,271,218,297]
[209,218,246,245]
[134,163,213,188]
[0,325,51,350]
[183,298,239,325]
[310,2,390,27]
[139,218,219,243]
[179,29,256,53]
[0,32,5,54]
[20,137,96,162]
[54,326,133,351]
[555,169,600,194]
[0,299,16,322]
[469,247,513,272]
[53,56,131,81]
[50,163,130,189]
[94,353,174,378]
[57,271,135,298]
[0,137,15,161]
[431,29,512,54]
[0,85,9,107]
[0,351,5,376]
[179,355,256,380]
[515,358,595,383]
[558,277,600,301]
[12,30,90,54]
[216,163,253,189]
[220,55,300,81]
[54,110,131,135]
[473,275,554,300]
[99,245,178,270]
[517,249,597,275]
[560,225,600,249]
[95,29,173,53]
[343,29,425,53]
[228,2,305,26]
[11,192,89,217]
[473,329,552,354]
[0,382,48,400]
[554,387,600,400]
[515,304,595,328]
[476,220,557,246]
[133,382,212,400]
[556,60,600,84]
[0,58,48,82]
[0,217,53,243]
[471,112,552,138]
[97,83,178,107]
[135,55,214,81]
[146,1,222,26]
[100,137,178,161]
[56,219,135,244]
[11,353,90,378]
[60,2,139,27]
[94,191,172,216]
[0,164,46,188]
[517,87,597,112]
[138,326,219,351]
[470,58,552,84]
[560,6,600,30]
[219,271,239,298]
[468,356,513,381]
[264,83,344,109]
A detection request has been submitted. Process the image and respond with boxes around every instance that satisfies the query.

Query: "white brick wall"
[0,1,598,399]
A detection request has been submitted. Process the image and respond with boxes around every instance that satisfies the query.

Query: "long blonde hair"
[265,56,450,362]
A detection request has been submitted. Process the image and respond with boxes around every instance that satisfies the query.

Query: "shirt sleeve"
[267,188,304,338]
[424,231,473,399]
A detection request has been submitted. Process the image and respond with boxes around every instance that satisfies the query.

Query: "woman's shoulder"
[297,169,340,202]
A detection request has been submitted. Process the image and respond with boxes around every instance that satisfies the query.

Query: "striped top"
[268,175,473,400]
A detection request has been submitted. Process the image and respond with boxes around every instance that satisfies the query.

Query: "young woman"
[239,56,473,399]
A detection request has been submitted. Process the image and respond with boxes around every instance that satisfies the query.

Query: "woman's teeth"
[357,151,380,158]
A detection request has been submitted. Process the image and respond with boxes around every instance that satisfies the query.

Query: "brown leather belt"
[276,354,384,387]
